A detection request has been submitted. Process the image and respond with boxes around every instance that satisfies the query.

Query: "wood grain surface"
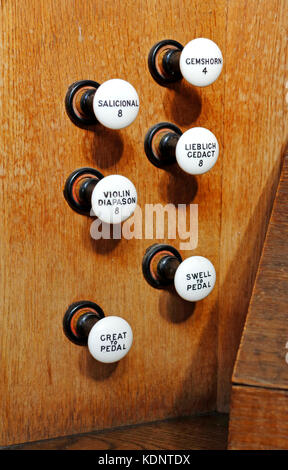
[0,0,225,446]
[229,386,288,450]
[0,0,287,446]
[229,157,288,449]
[4,414,228,450]
[233,156,288,389]
[218,0,288,411]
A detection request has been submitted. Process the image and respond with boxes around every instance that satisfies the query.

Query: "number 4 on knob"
[148,38,223,87]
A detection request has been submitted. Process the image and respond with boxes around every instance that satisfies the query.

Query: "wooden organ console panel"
[0,0,287,446]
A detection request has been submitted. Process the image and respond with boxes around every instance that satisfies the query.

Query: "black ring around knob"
[142,244,182,289]
[65,80,100,129]
[148,39,183,86]
[63,300,105,346]
[63,167,104,216]
[144,122,182,169]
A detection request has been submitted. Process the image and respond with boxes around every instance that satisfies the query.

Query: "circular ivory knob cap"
[93,79,139,129]
[179,38,223,87]
[174,256,216,302]
[88,316,133,363]
[91,175,137,224]
[175,127,219,175]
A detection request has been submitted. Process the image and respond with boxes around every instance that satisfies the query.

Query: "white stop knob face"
[174,256,216,302]
[88,316,133,363]
[179,38,223,87]
[91,175,137,224]
[175,127,219,175]
[93,79,139,129]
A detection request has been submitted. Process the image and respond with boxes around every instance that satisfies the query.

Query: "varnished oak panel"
[1,0,287,446]
[0,0,225,446]
[218,0,288,411]
[229,157,288,449]
[229,386,288,450]
[4,414,228,450]
[233,156,288,389]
